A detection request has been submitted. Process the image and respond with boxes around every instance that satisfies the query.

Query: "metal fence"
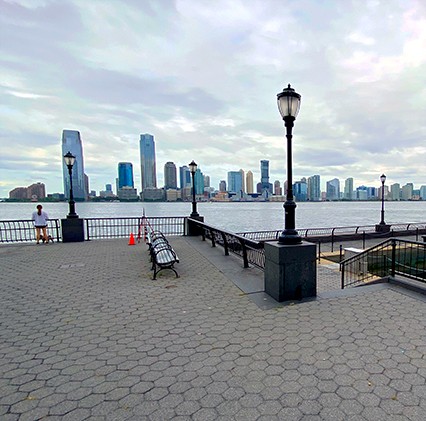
[189,218,265,269]
[340,238,426,288]
[85,216,186,240]
[0,219,62,243]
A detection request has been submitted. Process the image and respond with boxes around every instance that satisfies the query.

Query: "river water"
[1,201,425,233]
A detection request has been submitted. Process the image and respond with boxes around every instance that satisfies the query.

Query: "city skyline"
[1,1,426,198]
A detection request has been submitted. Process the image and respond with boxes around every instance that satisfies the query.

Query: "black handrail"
[0,219,61,243]
[188,218,265,269]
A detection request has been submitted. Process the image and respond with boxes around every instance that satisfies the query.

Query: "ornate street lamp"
[63,151,78,218]
[379,173,386,225]
[277,84,302,245]
[189,160,199,218]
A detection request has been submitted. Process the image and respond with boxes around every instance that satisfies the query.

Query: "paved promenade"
[1,236,426,420]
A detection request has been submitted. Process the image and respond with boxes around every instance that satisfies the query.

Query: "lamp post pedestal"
[61,218,85,242]
[264,241,317,302]
[375,223,390,233]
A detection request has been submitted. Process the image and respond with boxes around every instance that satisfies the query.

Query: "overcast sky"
[1,0,426,198]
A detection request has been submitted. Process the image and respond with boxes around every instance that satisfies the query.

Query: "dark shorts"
[35,225,47,228]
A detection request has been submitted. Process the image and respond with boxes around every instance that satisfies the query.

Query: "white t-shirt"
[32,210,49,227]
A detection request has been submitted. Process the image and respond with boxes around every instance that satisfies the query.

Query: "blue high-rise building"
[260,160,273,194]
[62,129,87,200]
[194,169,204,195]
[140,134,157,191]
[179,166,191,189]
[118,162,134,188]
[227,171,243,194]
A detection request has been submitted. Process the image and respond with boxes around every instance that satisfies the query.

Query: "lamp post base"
[264,241,317,302]
[278,231,302,245]
[61,218,84,242]
[375,223,390,233]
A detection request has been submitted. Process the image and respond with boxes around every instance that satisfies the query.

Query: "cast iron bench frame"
[147,231,179,280]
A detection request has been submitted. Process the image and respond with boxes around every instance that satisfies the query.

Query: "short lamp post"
[189,160,199,218]
[63,151,78,219]
[379,173,386,225]
[277,84,302,245]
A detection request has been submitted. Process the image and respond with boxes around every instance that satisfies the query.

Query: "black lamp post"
[379,173,386,225]
[277,84,302,245]
[189,160,199,218]
[63,151,78,218]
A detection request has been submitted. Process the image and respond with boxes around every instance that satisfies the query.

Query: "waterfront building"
[357,189,368,201]
[179,166,191,189]
[401,183,413,200]
[326,178,340,201]
[117,186,138,201]
[164,162,177,189]
[344,178,354,200]
[9,187,28,200]
[420,185,426,200]
[227,171,243,194]
[204,175,210,188]
[166,189,179,202]
[219,180,226,192]
[140,133,157,192]
[62,129,87,200]
[239,169,245,193]
[141,188,164,201]
[260,160,273,194]
[294,179,308,202]
[246,171,254,194]
[118,162,134,189]
[194,169,204,195]
[390,183,400,200]
[308,175,321,201]
[274,180,282,196]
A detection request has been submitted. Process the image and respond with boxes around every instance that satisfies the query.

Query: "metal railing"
[85,216,186,240]
[239,223,426,249]
[0,219,61,243]
[188,218,265,269]
[340,238,426,289]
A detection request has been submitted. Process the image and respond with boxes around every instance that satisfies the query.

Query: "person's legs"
[42,227,48,244]
[35,227,41,244]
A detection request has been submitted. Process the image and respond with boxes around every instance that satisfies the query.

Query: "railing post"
[341,262,345,289]
[239,239,249,268]
[86,219,90,241]
[391,239,396,278]
[55,220,60,242]
[331,228,335,252]
[362,231,366,249]
[318,241,321,264]
[339,245,343,262]
[210,228,216,247]
[416,227,419,241]
[221,232,229,256]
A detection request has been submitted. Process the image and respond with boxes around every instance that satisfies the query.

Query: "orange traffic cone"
[128,233,136,246]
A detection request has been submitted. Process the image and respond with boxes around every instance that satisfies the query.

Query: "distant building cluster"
[7,131,426,202]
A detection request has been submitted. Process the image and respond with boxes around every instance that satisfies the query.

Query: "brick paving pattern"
[1,237,426,420]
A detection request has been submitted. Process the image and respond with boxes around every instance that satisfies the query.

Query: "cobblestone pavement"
[1,238,426,420]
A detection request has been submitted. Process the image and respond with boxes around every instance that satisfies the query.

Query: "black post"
[67,165,78,218]
[279,116,302,245]
[190,170,199,218]
[380,178,385,225]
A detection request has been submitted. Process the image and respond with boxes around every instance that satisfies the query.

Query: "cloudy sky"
[1,0,426,198]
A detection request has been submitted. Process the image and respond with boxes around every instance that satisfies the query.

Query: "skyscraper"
[62,129,87,200]
[246,171,254,194]
[118,163,134,189]
[344,177,354,200]
[164,162,177,189]
[239,169,245,193]
[227,171,243,194]
[179,166,191,189]
[307,175,321,201]
[140,134,157,191]
[260,160,273,193]
[326,178,340,201]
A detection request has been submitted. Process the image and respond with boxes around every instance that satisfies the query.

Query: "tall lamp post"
[277,84,302,245]
[189,160,199,218]
[379,173,386,226]
[63,151,78,218]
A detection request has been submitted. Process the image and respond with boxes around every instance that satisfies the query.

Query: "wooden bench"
[146,231,179,280]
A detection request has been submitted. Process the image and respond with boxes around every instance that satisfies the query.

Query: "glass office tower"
[140,134,157,192]
[118,162,134,188]
[62,129,87,200]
